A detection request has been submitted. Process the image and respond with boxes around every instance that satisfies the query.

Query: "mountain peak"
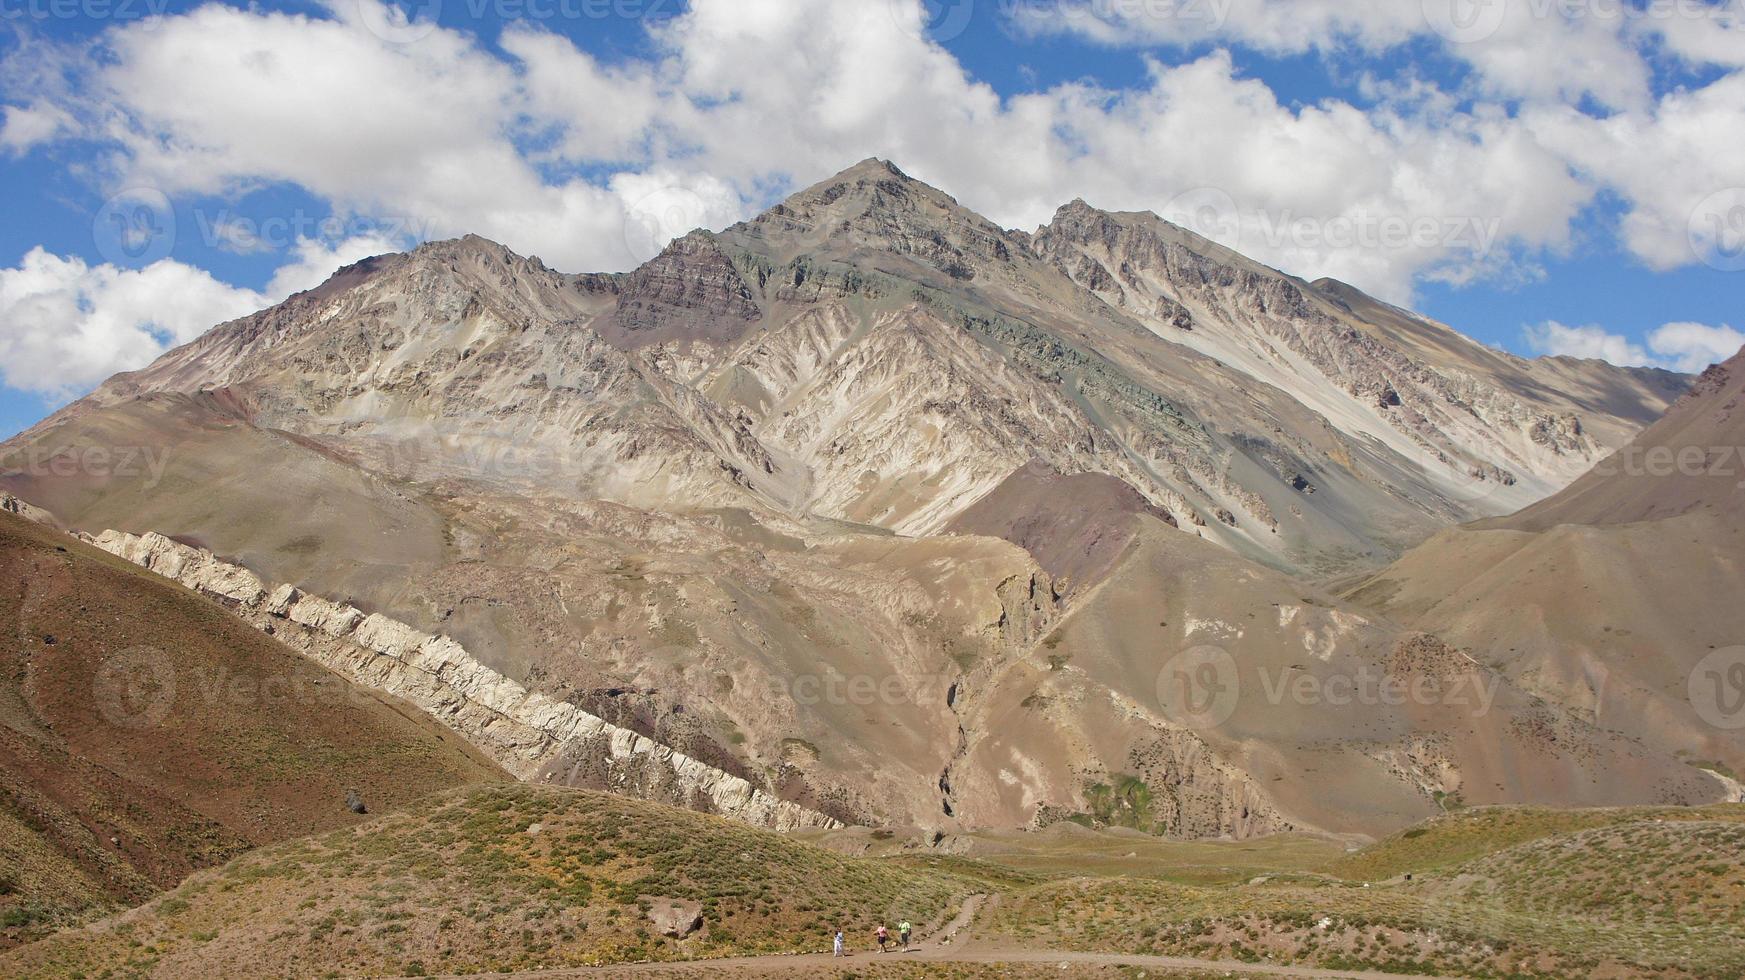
[722,158,1006,279]
[773,156,950,214]
[837,157,909,181]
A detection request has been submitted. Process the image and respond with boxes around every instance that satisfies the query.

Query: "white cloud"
[1524,320,1743,373]
[1526,321,1653,367]
[1013,0,1691,110]
[1646,321,1745,373]
[1527,74,1745,271]
[0,249,266,399]
[1647,3,1745,70]
[0,103,74,154]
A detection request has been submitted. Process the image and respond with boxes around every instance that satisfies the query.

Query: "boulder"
[644,897,704,938]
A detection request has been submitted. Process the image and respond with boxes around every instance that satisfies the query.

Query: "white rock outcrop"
[83,528,841,832]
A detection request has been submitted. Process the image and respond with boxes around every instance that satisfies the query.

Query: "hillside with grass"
[989,804,1745,979]
[7,776,1745,978]
[0,510,505,947]
[1325,802,1745,883]
[0,785,984,978]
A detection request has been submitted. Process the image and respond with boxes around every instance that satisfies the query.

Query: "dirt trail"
[445,950,1464,978]
[433,892,1464,980]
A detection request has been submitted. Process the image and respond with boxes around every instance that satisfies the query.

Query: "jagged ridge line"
[79,528,843,833]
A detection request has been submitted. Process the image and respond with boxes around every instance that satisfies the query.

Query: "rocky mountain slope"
[1349,346,1745,785]
[0,160,1712,841]
[0,508,503,946]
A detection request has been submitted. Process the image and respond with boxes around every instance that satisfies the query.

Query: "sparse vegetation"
[7,783,1745,979]
[988,804,1745,979]
[0,785,980,977]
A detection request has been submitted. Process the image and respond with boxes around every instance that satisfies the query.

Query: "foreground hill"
[0,508,504,945]
[992,803,1745,979]
[1350,345,1745,785]
[7,786,1741,979]
[0,160,1700,840]
[0,785,981,978]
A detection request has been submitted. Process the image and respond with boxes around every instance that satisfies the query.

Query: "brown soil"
[0,509,505,945]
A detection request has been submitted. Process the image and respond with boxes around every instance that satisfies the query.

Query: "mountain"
[0,159,1716,841]
[1349,346,1745,784]
[0,506,503,945]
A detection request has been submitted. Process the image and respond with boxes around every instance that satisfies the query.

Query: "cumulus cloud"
[1527,74,1745,272]
[1526,321,1653,367]
[0,103,75,154]
[1646,321,1745,373]
[1525,320,1744,373]
[1012,0,1709,110]
[3,0,1613,299]
[1,0,1742,395]
[0,249,267,398]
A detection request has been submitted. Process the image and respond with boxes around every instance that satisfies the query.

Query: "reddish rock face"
[598,231,763,349]
[947,459,1174,597]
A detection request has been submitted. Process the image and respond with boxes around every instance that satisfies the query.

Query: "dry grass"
[989,805,1745,979]
[0,785,984,978]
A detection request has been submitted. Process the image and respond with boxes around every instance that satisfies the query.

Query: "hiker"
[876,923,890,952]
[833,928,845,957]
[899,919,912,949]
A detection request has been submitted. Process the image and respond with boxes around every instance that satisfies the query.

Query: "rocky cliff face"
[1036,200,1620,512]
[83,529,840,832]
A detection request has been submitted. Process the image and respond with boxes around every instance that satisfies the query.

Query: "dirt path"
[433,892,1464,980]
[446,950,1464,978]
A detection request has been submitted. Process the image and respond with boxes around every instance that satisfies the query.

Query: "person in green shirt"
[898,919,912,949]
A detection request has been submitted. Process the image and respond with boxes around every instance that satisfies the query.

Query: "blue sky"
[2,0,1744,439]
